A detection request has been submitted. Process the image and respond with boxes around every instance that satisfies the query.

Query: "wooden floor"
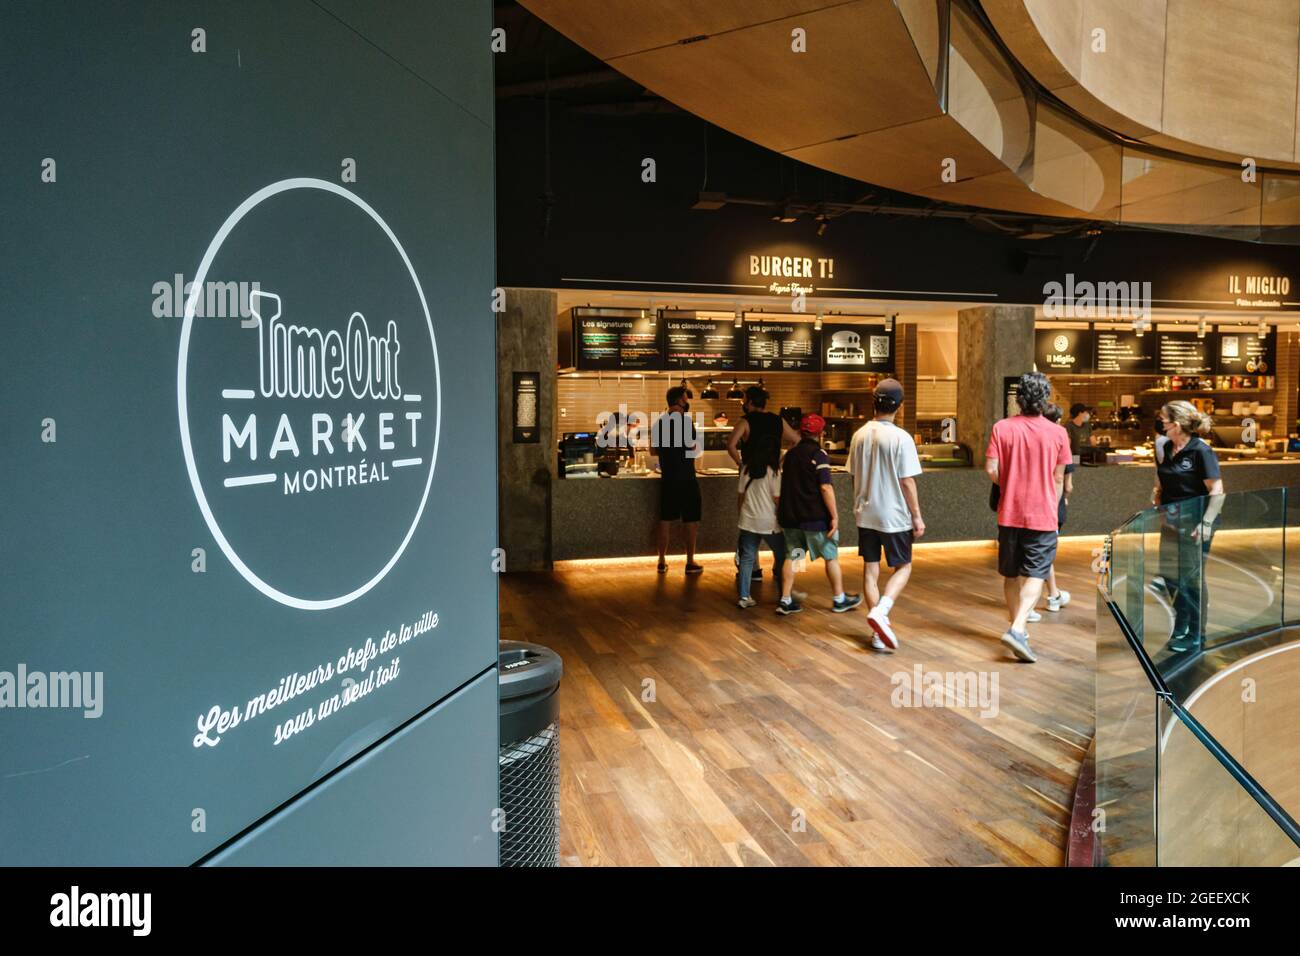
[500,539,1100,866]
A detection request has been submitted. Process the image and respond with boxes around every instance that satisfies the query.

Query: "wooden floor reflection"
[500,539,1099,866]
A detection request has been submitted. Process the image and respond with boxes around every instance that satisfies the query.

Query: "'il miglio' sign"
[1034,328,1094,373]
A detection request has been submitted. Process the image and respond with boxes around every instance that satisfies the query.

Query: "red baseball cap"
[799,413,826,436]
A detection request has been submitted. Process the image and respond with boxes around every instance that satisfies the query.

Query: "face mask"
[1155,420,1166,436]
[680,401,690,414]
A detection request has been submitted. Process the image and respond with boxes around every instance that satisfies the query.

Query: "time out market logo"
[177,179,440,611]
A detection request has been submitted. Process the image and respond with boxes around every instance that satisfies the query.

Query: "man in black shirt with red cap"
[775,413,861,616]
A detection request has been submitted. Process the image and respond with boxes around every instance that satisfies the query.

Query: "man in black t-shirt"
[652,385,703,575]
[775,414,861,616]
[726,385,800,584]
[1065,403,1093,462]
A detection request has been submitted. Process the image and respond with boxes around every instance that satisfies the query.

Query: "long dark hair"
[1016,372,1052,416]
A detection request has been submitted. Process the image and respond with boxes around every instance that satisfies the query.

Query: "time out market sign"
[177,179,441,611]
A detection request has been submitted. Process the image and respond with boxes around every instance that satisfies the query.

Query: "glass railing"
[1095,487,1300,866]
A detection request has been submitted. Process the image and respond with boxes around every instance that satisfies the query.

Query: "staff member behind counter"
[1151,400,1225,654]
[1065,403,1092,464]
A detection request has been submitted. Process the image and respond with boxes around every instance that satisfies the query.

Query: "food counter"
[550,460,1300,560]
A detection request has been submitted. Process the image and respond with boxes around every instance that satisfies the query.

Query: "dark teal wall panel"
[203,668,498,866]
[0,1,497,865]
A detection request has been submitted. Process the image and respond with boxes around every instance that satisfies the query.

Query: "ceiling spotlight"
[734,312,743,328]
[814,311,823,331]
[1258,316,1269,339]
[1197,315,1207,339]
[692,191,727,210]
[773,203,799,224]
[727,379,744,400]
[700,380,719,399]
[817,220,828,238]
[885,313,896,332]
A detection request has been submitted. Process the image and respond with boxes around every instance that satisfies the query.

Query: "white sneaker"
[1026,610,1042,623]
[737,596,757,609]
[1047,589,1071,612]
[870,634,889,652]
[867,606,899,649]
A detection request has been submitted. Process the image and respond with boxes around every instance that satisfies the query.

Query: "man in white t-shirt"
[847,379,925,650]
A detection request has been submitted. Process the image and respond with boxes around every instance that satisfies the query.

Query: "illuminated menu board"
[663,313,739,370]
[573,309,662,371]
[822,323,893,372]
[1035,328,1094,373]
[1156,331,1214,375]
[745,319,819,371]
[1094,329,1156,373]
[1216,329,1277,375]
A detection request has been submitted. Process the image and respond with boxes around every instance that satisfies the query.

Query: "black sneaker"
[832,593,863,613]
[776,599,803,615]
[751,567,763,580]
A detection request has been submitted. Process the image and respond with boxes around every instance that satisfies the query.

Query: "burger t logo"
[177,179,440,610]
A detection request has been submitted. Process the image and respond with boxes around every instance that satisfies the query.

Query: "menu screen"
[574,310,662,370]
[745,319,819,371]
[512,371,539,443]
[1035,328,1093,373]
[1216,329,1276,375]
[1156,331,1214,374]
[1094,329,1156,373]
[822,323,892,372]
[663,314,740,370]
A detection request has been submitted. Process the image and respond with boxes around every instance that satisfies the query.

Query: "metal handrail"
[1102,566,1300,850]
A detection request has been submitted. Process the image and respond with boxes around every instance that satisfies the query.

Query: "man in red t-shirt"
[985,371,1071,663]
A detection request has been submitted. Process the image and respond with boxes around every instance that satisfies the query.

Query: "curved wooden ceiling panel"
[986,0,1300,168]
[521,0,1300,231]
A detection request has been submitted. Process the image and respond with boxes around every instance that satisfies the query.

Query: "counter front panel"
[551,461,1300,560]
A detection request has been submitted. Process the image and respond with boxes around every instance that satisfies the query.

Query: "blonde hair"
[1161,400,1212,437]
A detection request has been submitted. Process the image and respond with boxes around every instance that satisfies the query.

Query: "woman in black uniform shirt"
[1151,400,1225,652]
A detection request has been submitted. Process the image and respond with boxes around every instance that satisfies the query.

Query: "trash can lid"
[499,641,563,700]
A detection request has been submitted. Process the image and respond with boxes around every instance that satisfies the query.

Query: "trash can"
[498,641,563,867]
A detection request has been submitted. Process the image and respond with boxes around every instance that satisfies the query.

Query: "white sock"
[834,592,845,602]
[877,596,895,615]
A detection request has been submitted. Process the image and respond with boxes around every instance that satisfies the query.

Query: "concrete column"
[497,288,557,572]
[895,321,919,434]
[957,305,1035,466]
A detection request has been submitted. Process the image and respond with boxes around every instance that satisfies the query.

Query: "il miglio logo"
[177,179,440,610]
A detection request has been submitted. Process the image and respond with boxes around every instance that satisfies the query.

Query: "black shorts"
[858,528,913,568]
[997,526,1057,579]
[659,478,702,522]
